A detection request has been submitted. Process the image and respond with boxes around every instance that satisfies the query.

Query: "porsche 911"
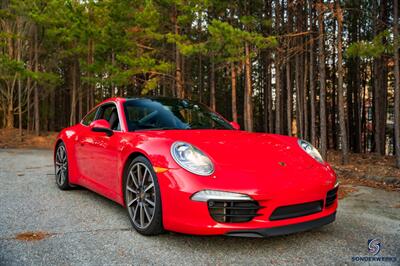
[54,97,338,237]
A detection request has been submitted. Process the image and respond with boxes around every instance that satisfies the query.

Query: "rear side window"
[81,107,98,126]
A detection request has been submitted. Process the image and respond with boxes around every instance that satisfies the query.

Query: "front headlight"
[298,139,324,164]
[171,141,214,176]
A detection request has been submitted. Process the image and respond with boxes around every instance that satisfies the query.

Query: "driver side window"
[97,104,121,131]
[81,107,98,126]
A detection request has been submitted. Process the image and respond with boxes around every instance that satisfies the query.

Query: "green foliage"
[205,20,277,63]
[347,30,391,58]
[1,0,278,100]
[142,77,160,95]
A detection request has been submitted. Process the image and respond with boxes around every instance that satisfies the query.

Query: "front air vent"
[326,187,338,207]
[208,200,261,223]
[269,200,323,221]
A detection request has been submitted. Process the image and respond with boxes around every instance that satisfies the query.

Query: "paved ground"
[0,149,399,265]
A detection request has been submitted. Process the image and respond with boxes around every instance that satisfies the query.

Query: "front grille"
[208,200,261,223]
[269,200,323,221]
[326,187,338,207]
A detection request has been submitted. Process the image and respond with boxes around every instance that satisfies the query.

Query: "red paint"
[55,97,338,235]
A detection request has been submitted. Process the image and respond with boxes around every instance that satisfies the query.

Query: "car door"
[77,103,122,196]
[75,106,99,180]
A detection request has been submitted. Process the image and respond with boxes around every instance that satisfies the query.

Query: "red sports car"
[54,97,338,237]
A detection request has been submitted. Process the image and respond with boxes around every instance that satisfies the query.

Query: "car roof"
[100,96,194,105]
[125,96,185,101]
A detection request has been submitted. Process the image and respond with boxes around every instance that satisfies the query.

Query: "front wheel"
[54,142,72,190]
[124,156,163,235]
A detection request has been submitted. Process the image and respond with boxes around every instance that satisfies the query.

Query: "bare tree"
[309,0,317,146]
[317,1,327,160]
[34,24,40,136]
[210,59,216,111]
[274,0,282,134]
[173,5,184,98]
[394,0,400,168]
[231,63,238,123]
[336,1,349,164]
[244,42,253,131]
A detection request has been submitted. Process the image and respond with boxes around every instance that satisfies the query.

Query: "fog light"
[190,190,252,202]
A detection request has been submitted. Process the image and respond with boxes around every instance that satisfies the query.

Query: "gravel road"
[0,149,399,265]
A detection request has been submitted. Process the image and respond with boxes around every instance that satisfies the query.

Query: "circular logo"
[368,238,381,256]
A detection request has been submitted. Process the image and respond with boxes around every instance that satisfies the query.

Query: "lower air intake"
[269,200,323,221]
[208,200,261,223]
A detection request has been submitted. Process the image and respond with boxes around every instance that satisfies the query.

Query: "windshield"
[123,98,233,131]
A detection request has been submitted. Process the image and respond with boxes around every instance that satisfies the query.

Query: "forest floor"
[1,128,399,192]
[0,128,57,150]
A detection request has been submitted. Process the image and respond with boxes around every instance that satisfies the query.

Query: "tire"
[54,142,73,190]
[124,156,163,235]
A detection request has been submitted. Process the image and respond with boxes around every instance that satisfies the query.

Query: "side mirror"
[230,121,240,130]
[90,119,113,137]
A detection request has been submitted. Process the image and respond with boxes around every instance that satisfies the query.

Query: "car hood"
[131,129,335,196]
[140,129,317,171]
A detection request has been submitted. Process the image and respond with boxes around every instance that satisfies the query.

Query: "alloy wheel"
[55,145,68,186]
[126,162,156,229]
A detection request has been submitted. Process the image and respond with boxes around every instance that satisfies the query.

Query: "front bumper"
[157,168,338,236]
[225,211,336,237]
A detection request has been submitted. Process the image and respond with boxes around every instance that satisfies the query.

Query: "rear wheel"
[124,156,163,235]
[54,142,72,190]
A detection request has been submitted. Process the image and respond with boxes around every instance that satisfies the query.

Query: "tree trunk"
[26,49,32,134]
[309,54,317,145]
[286,60,292,136]
[263,0,273,133]
[34,25,40,136]
[286,1,292,136]
[18,52,22,139]
[264,53,273,132]
[336,2,349,164]
[303,51,309,140]
[50,87,55,131]
[111,51,115,97]
[78,84,83,121]
[274,0,282,134]
[244,42,253,131]
[89,39,95,109]
[317,0,327,160]
[5,100,13,129]
[309,2,316,146]
[346,0,361,153]
[231,63,238,123]
[27,83,30,133]
[173,5,184,98]
[330,20,337,150]
[373,0,388,155]
[394,0,400,168]
[295,53,303,137]
[210,59,216,111]
[70,60,77,126]
[198,54,203,103]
